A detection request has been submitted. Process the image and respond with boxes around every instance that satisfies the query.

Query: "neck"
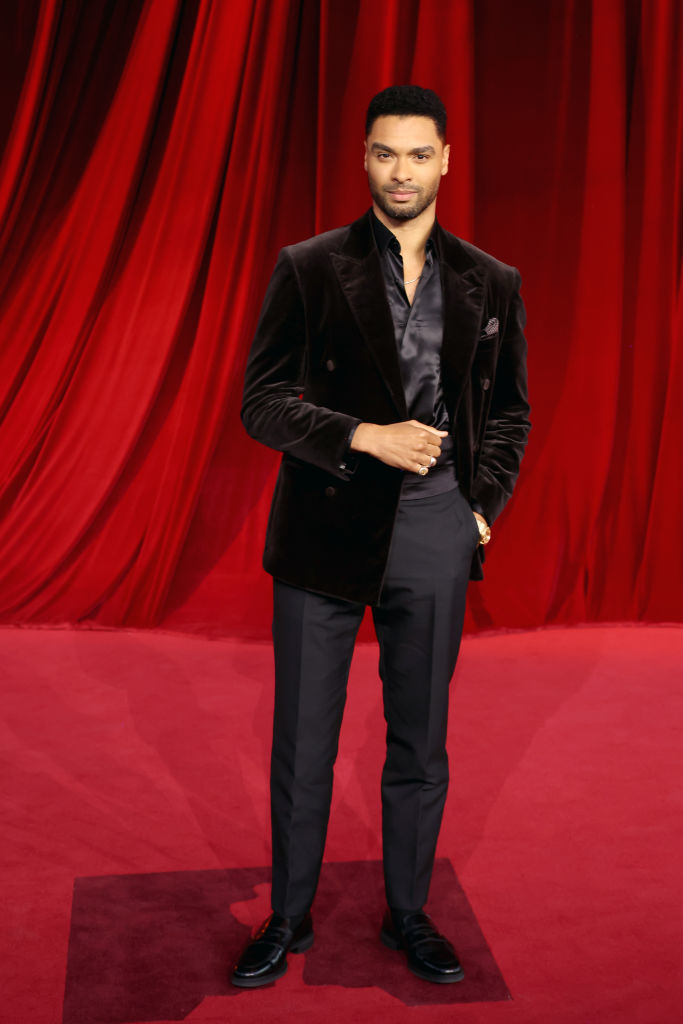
[372,201,436,258]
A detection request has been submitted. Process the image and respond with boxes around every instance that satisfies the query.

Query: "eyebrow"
[370,143,436,155]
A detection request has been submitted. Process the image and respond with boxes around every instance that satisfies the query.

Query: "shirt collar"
[370,208,439,257]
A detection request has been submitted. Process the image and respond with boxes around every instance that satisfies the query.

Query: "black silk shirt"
[371,211,450,430]
[370,211,457,499]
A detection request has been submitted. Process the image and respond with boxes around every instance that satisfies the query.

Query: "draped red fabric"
[0,0,681,636]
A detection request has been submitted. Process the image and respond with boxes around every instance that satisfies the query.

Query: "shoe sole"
[380,926,402,951]
[230,930,314,988]
[290,930,315,954]
[231,960,288,988]
[380,927,465,984]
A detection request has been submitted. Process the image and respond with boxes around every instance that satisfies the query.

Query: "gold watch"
[473,512,491,546]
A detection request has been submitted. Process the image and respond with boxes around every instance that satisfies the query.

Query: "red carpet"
[1,624,681,1023]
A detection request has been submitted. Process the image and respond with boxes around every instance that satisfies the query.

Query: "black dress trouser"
[270,483,481,918]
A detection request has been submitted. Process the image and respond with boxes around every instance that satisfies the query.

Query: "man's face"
[364,115,450,222]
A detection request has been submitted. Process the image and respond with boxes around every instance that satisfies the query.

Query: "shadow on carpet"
[62,858,510,1022]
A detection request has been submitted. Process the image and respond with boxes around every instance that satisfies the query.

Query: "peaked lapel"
[331,213,407,418]
[436,224,488,416]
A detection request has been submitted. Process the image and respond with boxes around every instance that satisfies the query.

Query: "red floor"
[1,624,681,1023]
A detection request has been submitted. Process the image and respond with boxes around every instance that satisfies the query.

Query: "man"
[232,85,530,987]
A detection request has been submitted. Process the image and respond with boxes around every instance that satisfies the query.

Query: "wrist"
[349,422,377,455]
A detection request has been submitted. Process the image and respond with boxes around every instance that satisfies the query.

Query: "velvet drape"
[0,0,681,636]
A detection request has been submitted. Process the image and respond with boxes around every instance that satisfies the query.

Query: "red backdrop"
[0,0,681,637]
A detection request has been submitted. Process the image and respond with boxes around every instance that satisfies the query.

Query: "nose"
[392,157,412,182]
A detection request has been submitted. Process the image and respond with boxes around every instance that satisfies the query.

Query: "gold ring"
[418,466,428,476]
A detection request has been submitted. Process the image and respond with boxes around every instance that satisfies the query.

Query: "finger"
[417,441,442,459]
[420,432,442,447]
[419,434,445,447]
[409,417,450,438]
[414,436,442,455]
[414,423,449,438]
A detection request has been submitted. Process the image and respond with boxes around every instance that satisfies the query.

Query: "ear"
[363,139,368,172]
[441,142,450,176]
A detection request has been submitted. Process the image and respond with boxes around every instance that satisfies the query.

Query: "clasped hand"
[350,420,448,475]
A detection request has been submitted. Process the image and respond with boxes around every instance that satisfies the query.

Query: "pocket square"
[483,316,499,336]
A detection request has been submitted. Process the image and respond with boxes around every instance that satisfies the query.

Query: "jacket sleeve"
[470,269,531,524]
[241,248,360,479]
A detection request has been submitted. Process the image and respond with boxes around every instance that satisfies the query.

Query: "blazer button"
[481,377,491,391]
[326,359,336,372]
[325,486,336,497]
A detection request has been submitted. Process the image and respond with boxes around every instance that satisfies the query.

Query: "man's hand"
[351,420,448,474]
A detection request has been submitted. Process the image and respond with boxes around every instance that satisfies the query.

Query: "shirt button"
[481,378,491,391]
[326,359,336,371]
[325,486,336,497]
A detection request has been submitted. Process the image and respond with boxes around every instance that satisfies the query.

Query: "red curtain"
[0,0,681,637]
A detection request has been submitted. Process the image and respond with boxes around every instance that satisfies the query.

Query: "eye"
[376,152,391,160]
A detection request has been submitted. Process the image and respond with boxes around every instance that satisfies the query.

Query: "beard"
[369,177,440,221]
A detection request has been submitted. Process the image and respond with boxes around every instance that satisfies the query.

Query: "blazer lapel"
[437,225,487,412]
[331,213,408,418]
[330,213,488,422]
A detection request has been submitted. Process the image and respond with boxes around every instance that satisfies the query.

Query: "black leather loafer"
[231,912,314,988]
[380,910,464,984]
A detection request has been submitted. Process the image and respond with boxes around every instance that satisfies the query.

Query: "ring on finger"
[429,456,437,467]
[418,466,428,476]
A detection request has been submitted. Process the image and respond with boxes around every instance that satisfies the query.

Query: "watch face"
[478,522,491,544]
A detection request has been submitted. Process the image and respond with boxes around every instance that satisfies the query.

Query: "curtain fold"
[0,0,680,636]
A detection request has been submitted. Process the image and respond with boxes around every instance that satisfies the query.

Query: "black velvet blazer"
[241,210,531,605]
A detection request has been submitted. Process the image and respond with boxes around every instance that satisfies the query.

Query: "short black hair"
[365,85,447,140]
